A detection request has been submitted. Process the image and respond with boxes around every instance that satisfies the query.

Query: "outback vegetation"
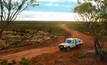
[0,0,37,36]
[0,22,67,50]
[75,0,107,61]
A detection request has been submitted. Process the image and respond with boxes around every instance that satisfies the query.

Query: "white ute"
[59,38,83,51]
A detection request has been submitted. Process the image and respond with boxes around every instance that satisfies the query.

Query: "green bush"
[20,57,31,65]
[11,59,16,64]
[99,50,107,54]
[98,50,107,61]
[16,43,25,47]
[0,59,8,65]
[12,42,25,47]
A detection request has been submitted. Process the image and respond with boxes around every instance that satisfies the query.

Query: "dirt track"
[0,46,58,62]
[0,24,94,62]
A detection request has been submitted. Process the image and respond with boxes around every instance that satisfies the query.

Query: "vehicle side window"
[65,40,75,43]
[69,40,71,43]
[65,40,71,43]
[70,40,74,43]
[79,40,81,42]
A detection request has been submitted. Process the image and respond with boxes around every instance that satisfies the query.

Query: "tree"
[74,0,107,61]
[0,0,37,37]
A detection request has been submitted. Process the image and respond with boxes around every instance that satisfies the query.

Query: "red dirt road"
[60,24,94,49]
[31,24,107,65]
[0,46,58,62]
[0,23,102,63]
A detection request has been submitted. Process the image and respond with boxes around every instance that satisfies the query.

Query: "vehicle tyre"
[59,48,63,51]
[76,45,81,49]
[66,47,70,51]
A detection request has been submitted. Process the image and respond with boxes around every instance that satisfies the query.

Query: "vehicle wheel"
[59,48,63,51]
[66,47,70,51]
[76,45,81,49]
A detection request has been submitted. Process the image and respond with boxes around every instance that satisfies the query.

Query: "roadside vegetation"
[66,22,89,33]
[0,57,31,65]
[75,0,107,61]
[66,22,107,38]
[0,21,67,50]
[6,21,67,36]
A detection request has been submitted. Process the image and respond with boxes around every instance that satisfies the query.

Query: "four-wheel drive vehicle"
[59,38,83,51]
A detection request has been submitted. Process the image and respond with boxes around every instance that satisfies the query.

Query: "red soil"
[0,24,107,65]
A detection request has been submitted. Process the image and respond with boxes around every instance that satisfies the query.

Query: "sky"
[17,0,79,21]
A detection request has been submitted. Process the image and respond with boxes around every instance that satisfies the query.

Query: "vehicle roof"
[66,38,81,40]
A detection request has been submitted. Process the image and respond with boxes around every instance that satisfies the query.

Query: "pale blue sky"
[27,0,78,12]
[17,0,79,21]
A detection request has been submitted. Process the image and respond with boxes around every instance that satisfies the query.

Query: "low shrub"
[0,59,8,65]
[98,50,107,61]
[20,57,31,65]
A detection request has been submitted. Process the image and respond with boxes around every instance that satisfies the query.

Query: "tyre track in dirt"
[0,23,93,62]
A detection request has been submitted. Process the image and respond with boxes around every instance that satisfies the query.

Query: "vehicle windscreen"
[65,40,74,43]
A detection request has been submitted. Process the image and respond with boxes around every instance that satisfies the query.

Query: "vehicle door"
[70,40,75,47]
